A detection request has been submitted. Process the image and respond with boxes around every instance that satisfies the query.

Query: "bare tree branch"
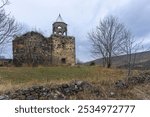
[88,16,130,68]
[0,0,9,9]
[0,0,21,55]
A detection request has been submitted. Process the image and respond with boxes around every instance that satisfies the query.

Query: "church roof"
[56,14,64,22]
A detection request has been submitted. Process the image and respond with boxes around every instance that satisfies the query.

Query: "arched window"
[58,26,62,29]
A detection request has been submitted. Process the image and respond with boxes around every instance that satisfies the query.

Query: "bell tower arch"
[52,14,67,36]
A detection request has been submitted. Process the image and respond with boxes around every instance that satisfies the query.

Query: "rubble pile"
[0,81,96,100]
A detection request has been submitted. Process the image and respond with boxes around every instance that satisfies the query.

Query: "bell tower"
[51,14,76,66]
[52,14,67,36]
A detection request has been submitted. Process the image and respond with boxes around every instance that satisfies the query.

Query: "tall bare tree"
[88,16,131,68]
[0,0,20,49]
[119,32,134,76]
[120,34,144,76]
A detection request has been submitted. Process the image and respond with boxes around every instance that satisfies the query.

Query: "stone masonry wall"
[0,81,94,100]
[13,32,75,66]
[13,32,52,66]
[51,35,75,65]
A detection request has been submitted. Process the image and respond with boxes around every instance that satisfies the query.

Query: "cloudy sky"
[2,0,150,62]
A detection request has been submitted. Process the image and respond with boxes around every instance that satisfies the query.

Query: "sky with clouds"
[1,0,150,62]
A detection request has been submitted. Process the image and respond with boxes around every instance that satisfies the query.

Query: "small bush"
[90,61,95,66]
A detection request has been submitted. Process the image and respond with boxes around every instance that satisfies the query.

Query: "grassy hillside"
[0,66,125,92]
[86,51,150,69]
[1,66,150,99]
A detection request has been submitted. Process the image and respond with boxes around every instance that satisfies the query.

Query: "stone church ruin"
[13,14,76,66]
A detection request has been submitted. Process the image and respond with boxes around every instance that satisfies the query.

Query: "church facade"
[13,15,76,66]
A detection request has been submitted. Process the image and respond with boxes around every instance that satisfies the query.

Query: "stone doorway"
[61,58,66,64]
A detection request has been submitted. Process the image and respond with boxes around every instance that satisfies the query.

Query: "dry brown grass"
[0,66,125,93]
[1,66,149,100]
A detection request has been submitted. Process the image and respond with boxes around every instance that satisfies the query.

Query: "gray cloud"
[112,0,150,38]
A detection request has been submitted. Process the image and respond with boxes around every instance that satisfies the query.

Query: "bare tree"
[120,35,144,76]
[119,32,135,76]
[88,16,131,68]
[0,0,8,8]
[0,0,20,49]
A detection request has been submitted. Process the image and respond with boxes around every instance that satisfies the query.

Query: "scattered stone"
[114,72,150,90]
[110,92,115,96]
[0,80,94,100]
[115,80,128,89]
[0,96,5,100]
[93,89,101,97]
[0,95,8,100]
[26,95,35,100]
[128,72,150,85]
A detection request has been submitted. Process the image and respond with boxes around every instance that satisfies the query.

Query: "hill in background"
[85,51,150,69]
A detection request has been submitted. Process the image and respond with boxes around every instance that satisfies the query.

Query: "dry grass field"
[0,66,124,91]
[0,66,149,99]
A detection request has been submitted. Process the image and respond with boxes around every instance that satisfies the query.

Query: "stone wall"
[13,32,75,66]
[51,35,75,65]
[13,31,52,66]
[0,81,93,100]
